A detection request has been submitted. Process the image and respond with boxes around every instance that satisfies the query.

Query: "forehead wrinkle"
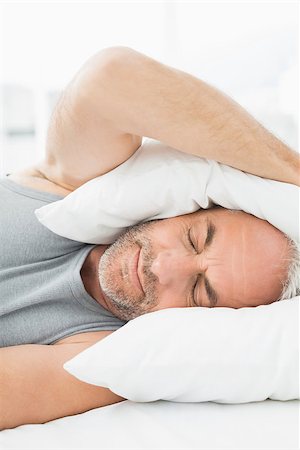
[274,235,290,271]
[240,228,247,298]
[230,226,247,301]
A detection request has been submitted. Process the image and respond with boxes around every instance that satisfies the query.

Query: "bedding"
[35,137,299,406]
[35,138,299,244]
[28,137,299,448]
[0,399,298,450]
[64,297,299,403]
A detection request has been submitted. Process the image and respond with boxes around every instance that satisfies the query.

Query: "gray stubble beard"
[98,221,160,321]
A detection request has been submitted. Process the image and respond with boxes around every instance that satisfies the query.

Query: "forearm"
[0,343,124,430]
[89,47,299,186]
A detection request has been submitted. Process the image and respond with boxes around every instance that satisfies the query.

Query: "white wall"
[0,1,298,176]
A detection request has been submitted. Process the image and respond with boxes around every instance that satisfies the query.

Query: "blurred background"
[0,0,298,177]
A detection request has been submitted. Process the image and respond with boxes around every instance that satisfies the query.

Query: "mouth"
[130,247,144,294]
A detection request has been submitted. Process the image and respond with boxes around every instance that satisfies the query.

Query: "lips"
[130,247,144,293]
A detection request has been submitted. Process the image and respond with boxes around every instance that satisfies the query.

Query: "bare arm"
[0,337,125,430]
[41,46,299,189]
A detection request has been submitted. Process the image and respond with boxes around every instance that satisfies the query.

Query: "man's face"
[98,208,290,321]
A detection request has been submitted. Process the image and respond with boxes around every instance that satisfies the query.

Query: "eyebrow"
[205,220,216,247]
[204,277,219,307]
[203,219,219,307]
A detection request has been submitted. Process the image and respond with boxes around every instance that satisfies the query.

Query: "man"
[0,46,299,429]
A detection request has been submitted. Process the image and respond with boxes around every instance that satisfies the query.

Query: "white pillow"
[35,138,299,244]
[64,297,299,404]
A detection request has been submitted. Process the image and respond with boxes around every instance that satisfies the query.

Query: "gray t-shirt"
[0,177,125,347]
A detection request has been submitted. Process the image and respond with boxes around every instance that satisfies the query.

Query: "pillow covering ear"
[55,138,299,404]
[64,297,299,404]
[35,138,299,244]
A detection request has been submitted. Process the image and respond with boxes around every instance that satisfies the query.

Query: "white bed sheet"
[0,399,299,450]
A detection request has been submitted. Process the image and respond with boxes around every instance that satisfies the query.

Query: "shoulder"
[53,330,114,345]
[7,165,74,197]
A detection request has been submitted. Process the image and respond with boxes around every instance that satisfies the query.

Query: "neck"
[80,245,111,311]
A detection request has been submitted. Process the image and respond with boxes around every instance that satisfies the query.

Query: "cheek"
[150,227,179,250]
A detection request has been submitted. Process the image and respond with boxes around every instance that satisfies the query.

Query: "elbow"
[97,45,140,61]
[88,45,145,81]
[74,45,144,108]
[74,46,137,98]
[90,46,138,73]
[97,45,137,59]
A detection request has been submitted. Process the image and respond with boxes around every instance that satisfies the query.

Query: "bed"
[1,399,299,450]
[2,139,298,448]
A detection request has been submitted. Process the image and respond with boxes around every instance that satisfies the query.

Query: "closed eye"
[187,228,198,305]
[188,221,215,252]
[205,221,215,247]
[187,220,216,306]
[188,228,196,251]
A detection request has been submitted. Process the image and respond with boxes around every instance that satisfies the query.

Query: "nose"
[150,249,208,286]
